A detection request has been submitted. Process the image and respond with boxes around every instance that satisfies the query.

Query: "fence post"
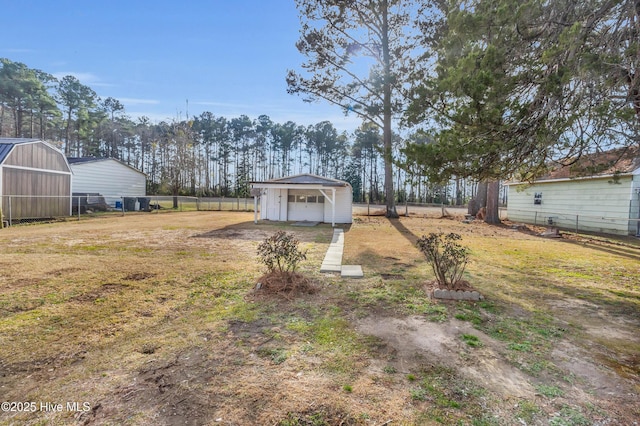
[534,211,537,226]
[219,197,222,211]
[245,197,248,211]
[121,196,125,216]
[8,196,12,226]
[237,196,240,211]
[576,215,579,233]
[78,196,81,221]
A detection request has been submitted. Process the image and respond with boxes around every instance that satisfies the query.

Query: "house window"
[534,192,542,205]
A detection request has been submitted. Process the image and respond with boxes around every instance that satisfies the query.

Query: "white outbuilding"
[251,174,353,226]
[67,157,146,208]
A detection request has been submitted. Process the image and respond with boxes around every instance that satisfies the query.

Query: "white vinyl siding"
[507,176,635,235]
[70,160,145,207]
[323,186,352,224]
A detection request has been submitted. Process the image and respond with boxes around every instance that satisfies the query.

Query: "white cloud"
[118,98,160,106]
[51,71,114,87]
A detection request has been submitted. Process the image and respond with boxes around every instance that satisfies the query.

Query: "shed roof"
[0,138,41,164]
[508,146,640,185]
[67,157,146,176]
[252,173,349,187]
[543,146,640,180]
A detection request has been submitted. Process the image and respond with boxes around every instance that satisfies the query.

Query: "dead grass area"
[1,211,639,425]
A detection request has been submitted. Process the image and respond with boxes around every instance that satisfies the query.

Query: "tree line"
[0,57,467,203]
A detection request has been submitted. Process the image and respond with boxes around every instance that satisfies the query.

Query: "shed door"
[287,190,324,222]
[267,189,285,221]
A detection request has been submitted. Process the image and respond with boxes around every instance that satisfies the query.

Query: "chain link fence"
[1,195,256,227]
[506,208,640,237]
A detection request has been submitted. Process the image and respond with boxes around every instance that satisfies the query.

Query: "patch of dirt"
[552,340,635,399]
[71,283,129,302]
[356,315,536,400]
[380,273,405,280]
[356,313,640,423]
[124,272,156,281]
[86,348,220,426]
[7,277,44,289]
[47,267,83,276]
[194,228,273,241]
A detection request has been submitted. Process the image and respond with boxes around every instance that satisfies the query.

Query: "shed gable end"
[3,142,69,172]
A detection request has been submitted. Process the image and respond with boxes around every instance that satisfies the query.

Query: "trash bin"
[138,197,151,212]
[123,197,137,211]
[115,200,122,209]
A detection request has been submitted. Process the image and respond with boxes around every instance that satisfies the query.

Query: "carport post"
[319,188,336,227]
[253,195,258,223]
[331,188,335,227]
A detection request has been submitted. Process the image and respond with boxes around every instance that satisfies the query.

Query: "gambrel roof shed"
[0,138,72,221]
[251,174,353,226]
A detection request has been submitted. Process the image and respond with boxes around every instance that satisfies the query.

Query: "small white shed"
[506,148,640,236]
[67,157,146,207]
[251,174,353,226]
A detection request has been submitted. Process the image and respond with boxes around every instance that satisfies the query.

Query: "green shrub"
[416,233,469,289]
[257,231,307,273]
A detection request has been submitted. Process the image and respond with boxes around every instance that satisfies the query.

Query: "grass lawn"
[0,211,638,425]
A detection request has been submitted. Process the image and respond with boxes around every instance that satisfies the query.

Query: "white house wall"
[70,160,145,206]
[507,176,634,235]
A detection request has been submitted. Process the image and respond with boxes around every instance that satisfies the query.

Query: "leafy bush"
[416,232,469,289]
[257,230,307,273]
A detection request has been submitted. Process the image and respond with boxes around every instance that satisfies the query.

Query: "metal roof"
[0,143,13,164]
[253,173,348,187]
[67,157,104,164]
[68,156,146,176]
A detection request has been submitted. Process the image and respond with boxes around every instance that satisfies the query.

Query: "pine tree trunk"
[382,0,398,218]
[485,180,501,224]
[468,181,488,216]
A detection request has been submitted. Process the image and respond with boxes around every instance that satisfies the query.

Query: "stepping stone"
[320,263,342,273]
[341,265,363,278]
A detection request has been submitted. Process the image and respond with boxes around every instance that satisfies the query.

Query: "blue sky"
[0,0,362,132]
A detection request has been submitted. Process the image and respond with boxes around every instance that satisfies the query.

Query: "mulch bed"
[254,271,317,299]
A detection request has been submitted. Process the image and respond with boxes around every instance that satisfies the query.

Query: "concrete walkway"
[320,228,363,278]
